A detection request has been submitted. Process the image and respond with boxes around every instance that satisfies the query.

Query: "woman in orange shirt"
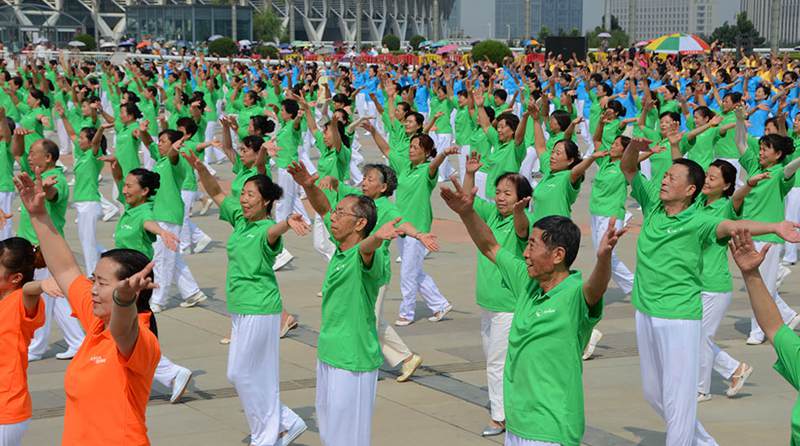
[0,237,45,446]
[13,170,161,446]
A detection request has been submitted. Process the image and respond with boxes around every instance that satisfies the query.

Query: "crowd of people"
[0,46,799,446]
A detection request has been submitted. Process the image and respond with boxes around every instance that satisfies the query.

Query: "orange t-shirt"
[0,289,44,424]
[62,276,160,446]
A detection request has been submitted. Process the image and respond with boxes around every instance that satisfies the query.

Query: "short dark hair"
[100,249,158,336]
[724,91,742,103]
[497,112,520,132]
[344,194,378,237]
[38,139,60,163]
[673,158,705,201]
[606,99,626,117]
[493,89,508,102]
[412,133,436,159]
[363,163,398,197]
[709,159,737,197]
[244,174,283,214]
[176,117,198,138]
[282,99,300,119]
[242,135,265,152]
[760,134,796,161]
[128,168,160,197]
[693,106,714,120]
[158,129,183,144]
[532,216,581,268]
[495,172,532,200]
[550,110,571,132]
[660,111,681,123]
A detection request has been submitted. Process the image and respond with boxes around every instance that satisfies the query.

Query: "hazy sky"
[458,0,603,38]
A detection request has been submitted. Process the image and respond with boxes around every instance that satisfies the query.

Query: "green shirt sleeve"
[219,195,242,226]
[494,247,531,299]
[630,172,658,214]
[774,325,800,391]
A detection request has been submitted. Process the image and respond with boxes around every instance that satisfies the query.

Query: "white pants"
[141,141,155,171]
[228,314,301,446]
[154,354,182,388]
[750,241,797,339]
[481,310,513,422]
[433,133,455,181]
[349,138,365,186]
[398,237,450,320]
[75,201,105,274]
[0,420,29,446]
[0,191,13,240]
[519,146,539,185]
[475,171,490,201]
[784,187,800,264]
[376,285,412,367]
[504,432,559,446]
[313,214,336,262]
[590,215,634,295]
[151,222,201,307]
[203,120,226,165]
[275,168,311,224]
[29,268,86,357]
[100,193,120,217]
[55,117,70,155]
[635,311,717,446]
[456,145,470,183]
[698,292,740,395]
[355,92,368,120]
[299,131,318,176]
[316,360,377,446]
[180,190,209,253]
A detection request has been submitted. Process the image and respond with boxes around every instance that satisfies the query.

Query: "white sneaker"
[582,329,603,360]
[170,367,193,403]
[394,317,413,326]
[726,362,753,398]
[395,256,402,263]
[27,353,42,362]
[193,234,212,254]
[180,291,208,308]
[199,198,214,216]
[777,263,792,289]
[279,417,307,446]
[697,393,712,403]
[428,303,453,322]
[55,349,78,360]
[150,303,164,314]
[746,333,765,345]
[273,249,294,271]
[102,206,119,222]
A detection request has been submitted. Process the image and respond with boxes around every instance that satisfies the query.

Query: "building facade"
[741,0,800,45]
[495,0,582,40]
[607,0,737,41]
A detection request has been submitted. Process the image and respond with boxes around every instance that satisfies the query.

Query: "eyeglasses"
[331,207,361,219]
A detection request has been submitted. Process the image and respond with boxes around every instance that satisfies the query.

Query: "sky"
[458,0,603,38]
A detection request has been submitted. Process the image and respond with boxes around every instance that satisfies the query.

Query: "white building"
[741,0,800,45]
[606,0,738,41]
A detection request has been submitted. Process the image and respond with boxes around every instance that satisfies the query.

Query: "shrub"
[208,37,238,57]
[382,34,401,51]
[471,40,512,65]
[409,35,426,51]
[254,44,279,59]
[74,33,96,51]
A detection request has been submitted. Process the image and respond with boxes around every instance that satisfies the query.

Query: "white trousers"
[481,310,513,422]
[203,120,226,165]
[590,215,634,295]
[376,285,412,367]
[474,171,490,201]
[504,432,559,446]
[141,141,155,171]
[519,146,539,185]
[29,268,86,357]
[275,168,310,224]
[635,311,717,446]
[698,292,740,395]
[398,237,450,320]
[55,117,70,155]
[151,222,201,306]
[432,133,455,181]
[355,93,368,120]
[313,214,336,262]
[349,138,365,186]
[299,131,318,176]
[784,187,800,264]
[75,201,105,274]
[100,193,120,217]
[179,190,209,253]
[154,354,182,388]
[0,191,13,240]
[316,360,377,446]
[456,145,471,183]
[750,241,797,339]
[719,158,745,188]
[228,314,301,446]
[0,420,29,446]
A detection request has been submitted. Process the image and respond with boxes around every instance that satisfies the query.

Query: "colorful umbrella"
[645,33,709,54]
[436,44,458,54]
[136,41,151,49]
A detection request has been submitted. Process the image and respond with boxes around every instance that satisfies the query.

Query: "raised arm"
[359,217,403,265]
[734,105,748,156]
[621,137,650,183]
[361,121,391,157]
[732,172,770,213]
[584,217,627,306]
[218,117,238,163]
[287,161,331,217]
[182,151,226,206]
[570,150,607,185]
[429,146,459,178]
[716,218,800,242]
[440,180,500,262]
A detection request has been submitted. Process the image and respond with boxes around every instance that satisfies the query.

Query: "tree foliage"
[382,34,401,51]
[471,40,512,65]
[253,8,287,43]
[254,44,279,59]
[74,33,96,51]
[409,35,426,51]
[208,37,238,57]
[585,15,630,49]
[710,12,765,50]
[538,26,550,41]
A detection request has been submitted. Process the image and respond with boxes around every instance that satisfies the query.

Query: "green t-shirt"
[495,249,601,445]
[0,141,13,192]
[273,119,302,169]
[149,146,186,225]
[698,197,737,293]
[318,220,385,372]
[773,325,800,446]
[739,140,795,243]
[629,173,722,320]
[483,126,526,198]
[531,170,581,224]
[589,156,627,219]
[793,134,800,188]
[71,140,103,202]
[233,103,266,139]
[219,196,283,315]
[453,103,475,145]
[429,95,454,134]
[17,167,68,244]
[388,154,437,233]
[114,202,157,259]
[314,130,351,181]
[714,111,739,159]
[474,198,525,312]
[114,121,141,176]
[683,126,720,171]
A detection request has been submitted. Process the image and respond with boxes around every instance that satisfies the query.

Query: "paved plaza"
[20,132,800,446]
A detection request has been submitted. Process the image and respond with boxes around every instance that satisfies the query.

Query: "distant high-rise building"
[495,0,582,40]
[607,0,738,41]
[741,0,800,45]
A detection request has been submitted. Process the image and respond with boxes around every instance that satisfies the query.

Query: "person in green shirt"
[174,117,213,256]
[619,137,800,445]
[113,102,144,177]
[288,159,403,446]
[785,113,800,265]
[0,107,15,239]
[13,138,86,362]
[428,76,456,182]
[138,129,206,313]
[473,102,527,199]
[730,229,800,446]
[681,107,724,170]
[184,150,311,446]
[364,124,456,325]
[440,176,625,446]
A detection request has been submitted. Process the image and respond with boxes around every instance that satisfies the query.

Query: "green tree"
[253,8,287,43]
[471,40,512,65]
[586,15,630,49]
[73,33,96,51]
[208,37,238,57]
[382,34,401,51]
[538,26,550,41]
[710,12,765,50]
[255,44,279,59]
[409,35,426,51]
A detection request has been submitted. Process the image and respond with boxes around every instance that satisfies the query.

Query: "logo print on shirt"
[666,227,683,235]
[534,308,556,318]
[246,233,256,239]
[89,355,107,365]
